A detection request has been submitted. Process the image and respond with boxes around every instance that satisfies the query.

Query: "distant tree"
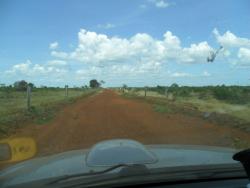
[89,79,100,88]
[168,83,179,94]
[14,80,28,91]
[14,80,35,91]
[28,82,35,88]
[170,83,179,88]
[121,84,128,93]
[122,84,128,89]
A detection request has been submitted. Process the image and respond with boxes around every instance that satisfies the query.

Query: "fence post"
[27,85,31,110]
[65,85,68,97]
[165,88,168,98]
[144,87,147,97]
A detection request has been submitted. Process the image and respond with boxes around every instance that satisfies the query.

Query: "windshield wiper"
[47,164,148,185]
[44,163,246,188]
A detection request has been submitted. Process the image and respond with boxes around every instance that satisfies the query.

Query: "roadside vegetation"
[0,79,103,138]
[118,84,250,132]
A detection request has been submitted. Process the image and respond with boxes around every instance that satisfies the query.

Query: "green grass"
[0,88,99,137]
[232,137,250,149]
[120,89,250,133]
[153,104,173,113]
[122,89,250,123]
[176,97,250,123]
[119,88,250,149]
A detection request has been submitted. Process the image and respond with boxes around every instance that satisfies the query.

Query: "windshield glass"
[0,0,249,178]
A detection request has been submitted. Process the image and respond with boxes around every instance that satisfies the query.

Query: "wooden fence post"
[165,88,168,98]
[65,85,68,97]
[27,85,31,110]
[144,87,147,97]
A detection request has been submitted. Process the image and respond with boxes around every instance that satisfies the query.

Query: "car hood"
[0,143,238,187]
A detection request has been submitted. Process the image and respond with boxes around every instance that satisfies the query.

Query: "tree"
[170,83,179,88]
[28,82,35,89]
[122,84,128,93]
[122,84,127,89]
[14,80,28,91]
[89,79,100,88]
[13,80,35,91]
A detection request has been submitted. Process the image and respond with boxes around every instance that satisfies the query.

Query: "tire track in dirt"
[12,89,250,156]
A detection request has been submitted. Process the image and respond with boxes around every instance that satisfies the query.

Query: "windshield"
[0,0,250,180]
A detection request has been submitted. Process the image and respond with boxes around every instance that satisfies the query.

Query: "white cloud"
[148,0,169,8]
[5,60,68,77]
[76,66,101,77]
[51,51,68,59]
[237,47,250,66]
[5,59,32,75]
[213,28,250,48]
[180,42,212,63]
[111,60,161,75]
[212,28,250,66]
[49,42,59,50]
[50,28,214,66]
[47,60,67,66]
[97,23,115,29]
[169,71,212,78]
[4,28,250,87]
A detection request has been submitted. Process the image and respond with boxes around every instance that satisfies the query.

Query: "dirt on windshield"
[9,89,250,156]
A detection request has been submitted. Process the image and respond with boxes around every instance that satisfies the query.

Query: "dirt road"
[13,90,250,156]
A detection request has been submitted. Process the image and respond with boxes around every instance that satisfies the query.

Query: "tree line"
[0,79,105,91]
[148,84,250,104]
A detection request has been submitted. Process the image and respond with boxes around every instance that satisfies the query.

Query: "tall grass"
[121,87,250,124]
[0,88,98,137]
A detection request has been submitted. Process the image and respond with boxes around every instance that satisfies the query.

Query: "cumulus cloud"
[237,47,250,66]
[51,28,213,67]
[47,60,67,66]
[213,28,250,48]
[51,51,68,59]
[76,66,102,79]
[49,42,59,50]
[5,59,32,75]
[169,71,211,78]
[111,61,161,75]
[4,28,250,86]
[180,42,212,63]
[212,28,250,66]
[5,60,68,77]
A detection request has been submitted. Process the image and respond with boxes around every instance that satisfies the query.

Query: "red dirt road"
[12,90,250,156]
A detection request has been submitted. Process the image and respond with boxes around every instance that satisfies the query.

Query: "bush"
[212,85,249,104]
[151,84,250,104]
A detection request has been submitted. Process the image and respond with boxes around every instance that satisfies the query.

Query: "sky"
[0,0,250,87]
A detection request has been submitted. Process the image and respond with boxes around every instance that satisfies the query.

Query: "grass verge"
[121,91,250,133]
[0,89,99,138]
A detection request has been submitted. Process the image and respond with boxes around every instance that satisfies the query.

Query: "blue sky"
[0,0,250,87]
